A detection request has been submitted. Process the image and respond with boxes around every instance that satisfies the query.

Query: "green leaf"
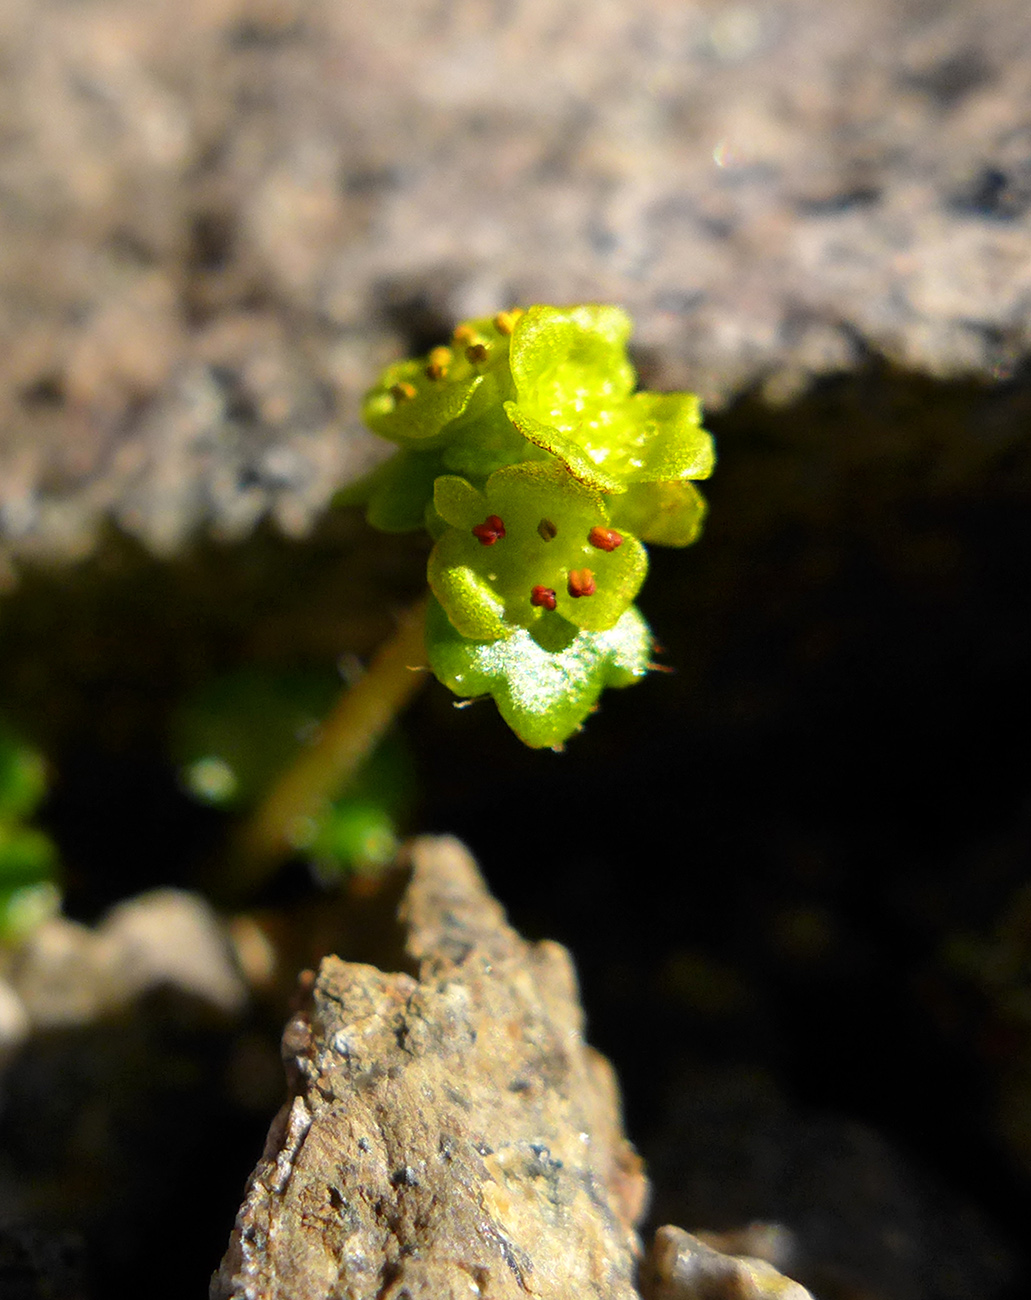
[365,449,447,532]
[426,595,653,748]
[0,824,57,888]
[0,729,47,822]
[308,801,399,878]
[173,669,343,809]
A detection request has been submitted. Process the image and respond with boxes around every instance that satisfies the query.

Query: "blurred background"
[0,0,1030,1296]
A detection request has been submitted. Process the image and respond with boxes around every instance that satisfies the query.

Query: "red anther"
[567,568,596,598]
[530,585,557,610]
[472,514,506,545]
[588,526,623,552]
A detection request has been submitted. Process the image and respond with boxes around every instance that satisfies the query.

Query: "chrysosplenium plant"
[360,304,714,748]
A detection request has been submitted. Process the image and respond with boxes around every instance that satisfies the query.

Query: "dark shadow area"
[0,362,1029,1296]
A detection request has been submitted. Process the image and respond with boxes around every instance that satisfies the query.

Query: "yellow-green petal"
[610,480,709,547]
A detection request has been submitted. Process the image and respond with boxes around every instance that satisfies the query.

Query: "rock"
[7,915,125,1028]
[0,977,29,1059]
[101,888,248,1016]
[642,1225,813,1300]
[8,889,246,1027]
[211,835,647,1300]
[2,0,1031,561]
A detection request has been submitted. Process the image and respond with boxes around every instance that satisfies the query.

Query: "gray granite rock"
[1,0,1029,561]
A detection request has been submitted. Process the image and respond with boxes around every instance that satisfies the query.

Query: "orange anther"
[567,568,596,598]
[389,381,417,402]
[530,585,557,610]
[493,309,523,335]
[588,526,623,552]
[425,346,452,381]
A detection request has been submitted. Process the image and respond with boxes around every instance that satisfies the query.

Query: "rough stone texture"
[211,835,648,1300]
[2,0,1031,561]
[641,1225,813,1300]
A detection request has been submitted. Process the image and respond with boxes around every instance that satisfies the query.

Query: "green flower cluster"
[360,304,714,747]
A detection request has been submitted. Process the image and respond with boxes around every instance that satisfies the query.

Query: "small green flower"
[501,304,714,542]
[356,302,715,747]
[425,595,653,749]
[358,312,533,529]
[361,313,519,451]
[428,462,647,642]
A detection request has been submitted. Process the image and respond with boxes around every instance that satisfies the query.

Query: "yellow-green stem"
[227,596,429,898]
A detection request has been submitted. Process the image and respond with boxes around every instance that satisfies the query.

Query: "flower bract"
[425,596,653,749]
[428,462,647,641]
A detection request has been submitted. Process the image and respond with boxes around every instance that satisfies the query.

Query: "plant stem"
[227,595,429,898]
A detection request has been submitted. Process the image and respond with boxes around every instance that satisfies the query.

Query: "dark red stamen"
[567,568,596,598]
[472,514,506,545]
[588,526,623,552]
[531,585,557,610]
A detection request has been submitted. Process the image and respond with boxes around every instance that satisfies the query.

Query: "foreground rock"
[211,836,649,1299]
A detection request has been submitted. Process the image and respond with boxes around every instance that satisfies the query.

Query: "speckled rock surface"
[2,0,1030,561]
[211,835,647,1300]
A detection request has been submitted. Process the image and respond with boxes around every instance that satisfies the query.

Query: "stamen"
[530,586,557,610]
[537,518,558,541]
[425,346,452,381]
[389,381,417,402]
[493,308,523,335]
[465,343,489,365]
[588,526,623,551]
[567,568,596,598]
[452,323,477,345]
[472,514,506,545]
